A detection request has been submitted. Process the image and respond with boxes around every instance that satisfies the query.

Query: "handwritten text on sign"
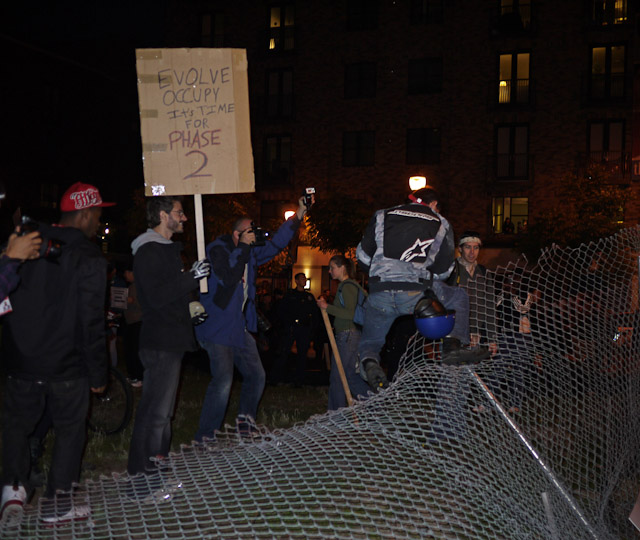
[136,49,255,196]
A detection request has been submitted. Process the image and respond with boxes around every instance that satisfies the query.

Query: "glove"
[190,259,211,280]
[189,301,208,325]
[363,359,388,390]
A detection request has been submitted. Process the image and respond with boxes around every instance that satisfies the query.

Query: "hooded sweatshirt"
[132,228,199,353]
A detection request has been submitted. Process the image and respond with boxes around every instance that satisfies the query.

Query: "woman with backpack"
[317,254,371,410]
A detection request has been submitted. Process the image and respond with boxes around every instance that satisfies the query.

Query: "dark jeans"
[127,349,183,476]
[2,375,89,497]
[124,321,144,380]
[195,331,266,442]
[272,324,312,385]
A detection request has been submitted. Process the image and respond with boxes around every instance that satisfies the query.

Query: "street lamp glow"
[409,176,427,190]
[284,210,295,220]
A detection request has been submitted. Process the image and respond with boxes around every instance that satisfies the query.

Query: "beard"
[167,215,183,233]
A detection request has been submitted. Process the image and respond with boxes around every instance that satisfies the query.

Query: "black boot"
[441,337,490,366]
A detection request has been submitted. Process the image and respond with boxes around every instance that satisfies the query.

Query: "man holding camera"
[194,194,312,441]
[1,182,113,525]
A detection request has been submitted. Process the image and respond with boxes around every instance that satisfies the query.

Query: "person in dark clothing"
[123,265,144,387]
[127,196,210,480]
[272,272,319,386]
[194,195,312,442]
[1,182,113,525]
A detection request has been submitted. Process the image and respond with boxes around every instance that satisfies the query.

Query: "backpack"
[337,280,368,327]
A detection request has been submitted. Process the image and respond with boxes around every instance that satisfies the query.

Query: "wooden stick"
[321,309,353,406]
[194,194,207,294]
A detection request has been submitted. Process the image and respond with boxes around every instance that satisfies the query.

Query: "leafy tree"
[306,192,372,255]
[516,164,631,262]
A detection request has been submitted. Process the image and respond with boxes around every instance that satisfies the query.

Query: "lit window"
[592,0,627,25]
[498,52,529,104]
[492,197,528,234]
[590,45,625,100]
[269,5,295,51]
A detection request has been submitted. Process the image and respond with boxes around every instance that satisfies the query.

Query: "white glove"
[190,259,211,280]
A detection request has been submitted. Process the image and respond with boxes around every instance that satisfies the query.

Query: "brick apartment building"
[164,0,640,253]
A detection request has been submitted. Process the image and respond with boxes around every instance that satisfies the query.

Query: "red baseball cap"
[60,182,116,212]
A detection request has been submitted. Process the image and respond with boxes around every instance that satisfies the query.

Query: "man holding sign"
[195,194,313,441]
[127,196,210,484]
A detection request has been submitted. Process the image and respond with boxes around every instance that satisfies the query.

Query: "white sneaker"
[40,504,90,525]
[0,484,27,526]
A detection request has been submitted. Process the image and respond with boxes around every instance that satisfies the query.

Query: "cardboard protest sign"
[135,48,255,196]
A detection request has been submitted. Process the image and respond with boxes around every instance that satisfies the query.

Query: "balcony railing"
[487,154,534,185]
[590,72,625,100]
[577,152,630,183]
[498,78,530,105]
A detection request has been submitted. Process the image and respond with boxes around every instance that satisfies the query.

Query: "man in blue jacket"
[195,195,312,441]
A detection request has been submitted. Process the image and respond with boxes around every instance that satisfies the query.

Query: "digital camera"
[303,187,315,207]
[250,221,270,247]
[19,216,63,259]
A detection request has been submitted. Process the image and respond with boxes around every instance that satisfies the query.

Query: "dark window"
[266,69,293,118]
[495,125,529,179]
[592,0,627,25]
[343,131,375,166]
[590,45,625,100]
[499,0,531,31]
[406,128,441,164]
[201,13,224,47]
[409,0,443,24]
[498,52,530,104]
[344,62,377,98]
[589,120,626,173]
[492,197,528,234]
[269,5,295,51]
[408,58,443,94]
[264,135,292,185]
[347,0,379,30]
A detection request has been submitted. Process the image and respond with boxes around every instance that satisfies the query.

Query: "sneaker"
[40,504,90,525]
[0,484,27,526]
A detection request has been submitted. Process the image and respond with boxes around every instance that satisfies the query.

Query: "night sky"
[1,1,168,221]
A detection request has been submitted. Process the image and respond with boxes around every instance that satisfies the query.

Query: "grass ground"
[0,350,330,489]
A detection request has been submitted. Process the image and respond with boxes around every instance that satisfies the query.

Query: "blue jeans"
[195,330,266,442]
[127,349,183,476]
[328,328,371,411]
[486,332,534,410]
[358,281,470,369]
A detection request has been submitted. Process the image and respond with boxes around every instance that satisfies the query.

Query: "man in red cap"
[0,181,114,526]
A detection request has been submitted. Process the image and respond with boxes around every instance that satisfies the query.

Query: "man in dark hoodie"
[1,182,113,525]
[127,196,209,487]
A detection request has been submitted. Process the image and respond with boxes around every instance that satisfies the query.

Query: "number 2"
[184,150,212,179]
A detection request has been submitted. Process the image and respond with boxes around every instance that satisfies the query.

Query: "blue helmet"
[414,291,456,340]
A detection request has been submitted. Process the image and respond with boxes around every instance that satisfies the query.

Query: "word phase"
[157,64,235,181]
